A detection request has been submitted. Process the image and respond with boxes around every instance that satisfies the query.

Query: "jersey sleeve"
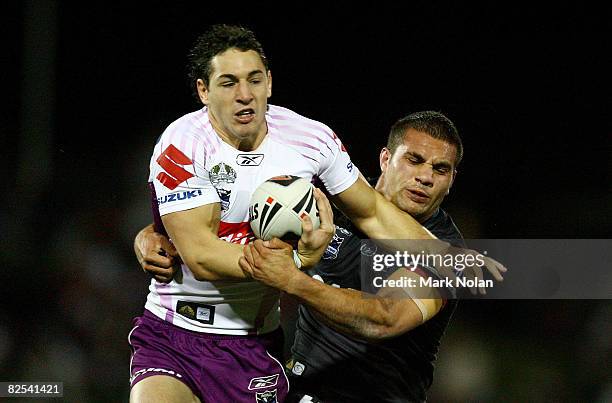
[316,128,360,195]
[149,128,220,216]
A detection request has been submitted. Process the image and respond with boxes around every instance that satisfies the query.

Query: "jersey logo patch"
[156,145,194,190]
[322,232,345,260]
[255,389,278,403]
[176,301,215,325]
[209,162,237,211]
[291,361,306,376]
[248,374,279,390]
[236,154,264,166]
[360,240,378,256]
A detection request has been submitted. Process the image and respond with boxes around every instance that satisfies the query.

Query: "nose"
[415,164,434,187]
[236,81,254,104]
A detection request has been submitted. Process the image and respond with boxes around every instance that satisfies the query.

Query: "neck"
[208,110,267,151]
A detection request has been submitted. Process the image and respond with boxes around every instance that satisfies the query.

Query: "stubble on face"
[380,130,457,222]
[200,49,271,150]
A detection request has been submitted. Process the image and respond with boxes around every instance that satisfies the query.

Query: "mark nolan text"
[373,276,494,289]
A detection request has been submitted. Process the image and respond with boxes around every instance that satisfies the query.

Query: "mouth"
[405,188,430,203]
[235,108,255,124]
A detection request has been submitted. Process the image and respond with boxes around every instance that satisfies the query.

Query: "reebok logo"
[236,154,264,166]
[156,145,194,190]
[248,374,279,390]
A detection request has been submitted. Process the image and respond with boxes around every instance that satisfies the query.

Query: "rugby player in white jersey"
[129,25,446,403]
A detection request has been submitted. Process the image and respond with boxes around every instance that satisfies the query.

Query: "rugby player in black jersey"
[239,111,505,402]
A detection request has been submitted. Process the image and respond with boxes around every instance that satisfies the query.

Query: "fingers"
[147,268,175,283]
[264,237,292,250]
[238,256,253,278]
[484,256,506,282]
[474,266,486,295]
[143,252,174,269]
[159,236,178,257]
[153,274,171,283]
[313,188,334,231]
[244,243,257,266]
[300,212,314,235]
[251,239,269,256]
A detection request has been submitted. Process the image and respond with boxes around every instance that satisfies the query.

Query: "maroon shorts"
[129,310,288,402]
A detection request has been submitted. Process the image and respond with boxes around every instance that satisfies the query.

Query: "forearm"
[161,206,250,281]
[185,238,248,280]
[285,272,421,340]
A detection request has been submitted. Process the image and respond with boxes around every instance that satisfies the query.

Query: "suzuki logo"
[236,154,264,166]
[156,145,194,190]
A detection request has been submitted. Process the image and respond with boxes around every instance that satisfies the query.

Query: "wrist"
[284,269,308,295]
[292,250,303,269]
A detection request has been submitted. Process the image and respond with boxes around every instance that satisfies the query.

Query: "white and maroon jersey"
[145,104,359,335]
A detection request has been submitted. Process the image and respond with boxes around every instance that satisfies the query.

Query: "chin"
[400,202,428,219]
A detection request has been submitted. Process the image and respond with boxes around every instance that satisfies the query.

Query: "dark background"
[2,2,610,402]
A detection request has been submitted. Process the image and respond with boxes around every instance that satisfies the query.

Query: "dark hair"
[187,24,269,99]
[387,111,463,167]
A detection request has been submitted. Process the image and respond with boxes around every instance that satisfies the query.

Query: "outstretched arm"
[331,176,436,240]
[240,239,442,340]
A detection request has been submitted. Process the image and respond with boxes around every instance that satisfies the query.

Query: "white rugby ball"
[249,176,320,241]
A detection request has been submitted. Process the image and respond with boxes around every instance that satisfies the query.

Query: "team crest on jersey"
[360,240,378,256]
[255,389,278,403]
[337,226,352,236]
[322,232,345,260]
[209,162,237,211]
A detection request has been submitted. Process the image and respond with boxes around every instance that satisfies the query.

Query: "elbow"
[367,322,404,341]
[192,269,217,282]
[360,311,403,341]
[183,255,220,281]
[361,304,420,341]
[358,324,400,342]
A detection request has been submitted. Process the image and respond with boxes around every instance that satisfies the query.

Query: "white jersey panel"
[145,105,359,335]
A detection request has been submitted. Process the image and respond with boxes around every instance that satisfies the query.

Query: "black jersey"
[288,208,464,402]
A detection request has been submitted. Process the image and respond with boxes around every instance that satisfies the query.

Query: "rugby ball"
[249,176,320,241]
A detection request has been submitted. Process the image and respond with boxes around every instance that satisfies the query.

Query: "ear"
[266,70,272,98]
[197,79,209,105]
[379,147,391,173]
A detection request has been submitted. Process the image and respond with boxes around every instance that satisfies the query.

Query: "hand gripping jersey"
[146,104,359,335]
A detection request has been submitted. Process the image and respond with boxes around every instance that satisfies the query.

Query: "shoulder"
[425,208,465,247]
[153,107,221,161]
[158,107,216,145]
[266,104,337,143]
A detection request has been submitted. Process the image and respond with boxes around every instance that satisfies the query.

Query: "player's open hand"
[452,248,507,295]
[296,188,335,268]
[135,224,179,283]
[240,238,304,291]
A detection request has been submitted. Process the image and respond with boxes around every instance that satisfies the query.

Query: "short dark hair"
[387,111,463,167]
[187,24,268,99]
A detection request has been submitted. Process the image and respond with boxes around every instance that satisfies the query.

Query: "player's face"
[198,49,272,147]
[379,129,457,222]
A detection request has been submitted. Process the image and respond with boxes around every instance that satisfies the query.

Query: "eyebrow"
[406,151,453,170]
[216,70,265,82]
